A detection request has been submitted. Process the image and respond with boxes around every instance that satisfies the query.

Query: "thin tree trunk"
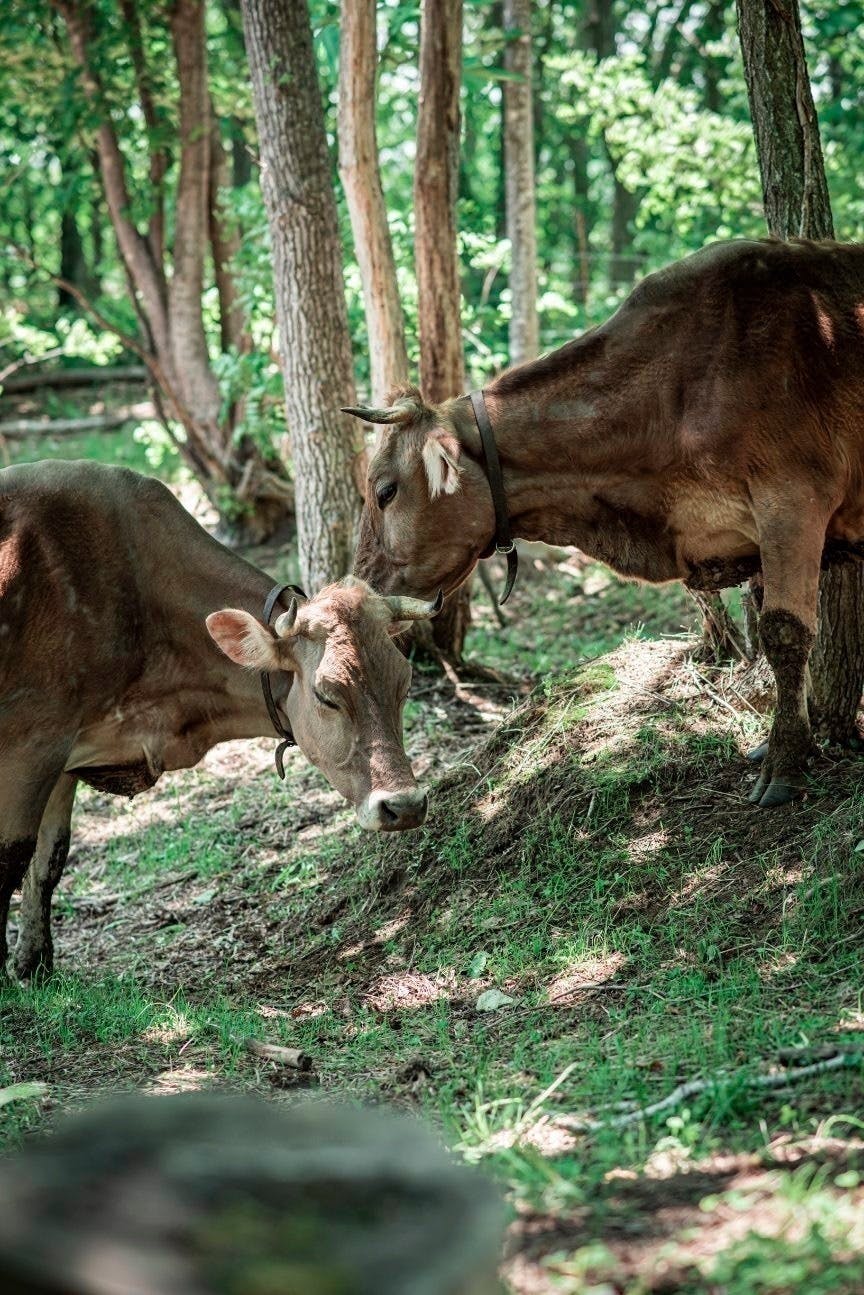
[415,0,471,660]
[608,165,641,290]
[231,120,252,188]
[59,209,87,310]
[119,0,168,266]
[169,0,222,429]
[701,0,727,113]
[242,0,366,590]
[736,0,833,238]
[580,0,641,292]
[53,1,172,362]
[416,0,464,404]
[503,0,539,365]
[338,0,410,404]
[737,0,864,745]
[53,0,293,542]
[209,118,245,356]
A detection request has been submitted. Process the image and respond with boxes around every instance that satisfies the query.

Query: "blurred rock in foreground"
[0,1094,505,1295]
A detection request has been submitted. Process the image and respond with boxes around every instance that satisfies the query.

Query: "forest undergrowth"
[3,548,864,1293]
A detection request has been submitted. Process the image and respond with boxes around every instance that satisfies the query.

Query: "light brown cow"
[0,460,435,978]
[351,238,864,808]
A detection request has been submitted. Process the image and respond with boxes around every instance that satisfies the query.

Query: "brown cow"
[351,238,864,809]
[0,460,436,978]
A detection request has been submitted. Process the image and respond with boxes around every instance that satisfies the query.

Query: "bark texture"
[415,0,471,659]
[737,0,864,744]
[415,0,465,404]
[338,0,409,404]
[242,0,365,590]
[503,0,539,365]
[736,0,833,239]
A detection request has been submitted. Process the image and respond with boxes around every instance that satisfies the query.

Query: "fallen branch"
[239,1036,313,1072]
[0,404,154,439]
[554,1050,860,1133]
[1,364,148,394]
[0,347,65,387]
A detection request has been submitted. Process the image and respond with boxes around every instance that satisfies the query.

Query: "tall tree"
[338,0,409,405]
[51,0,292,541]
[242,0,366,590]
[416,0,464,403]
[503,0,539,365]
[415,0,471,660]
[580,0,640,290]
[737,0,864,744]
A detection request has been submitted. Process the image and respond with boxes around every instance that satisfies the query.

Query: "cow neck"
[452,378,585,550]
[164,545,296,745]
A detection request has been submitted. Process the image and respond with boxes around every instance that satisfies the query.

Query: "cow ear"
[206,610,282,671]
[422,430,461,498]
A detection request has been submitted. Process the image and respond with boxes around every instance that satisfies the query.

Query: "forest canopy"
[3,1,861,436]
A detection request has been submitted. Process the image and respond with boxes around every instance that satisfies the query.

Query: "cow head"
[346,387,494,599]
[206,578,437,831]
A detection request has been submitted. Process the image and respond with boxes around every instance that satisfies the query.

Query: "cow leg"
[749,496,826,808]
[0,776,59,975]
[13,774,77,980]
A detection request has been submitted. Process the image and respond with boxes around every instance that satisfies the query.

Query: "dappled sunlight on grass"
[362,969,458,1013]
[546,951,628,1005]
[145,1066,211,1094]
[9,621,864,1290]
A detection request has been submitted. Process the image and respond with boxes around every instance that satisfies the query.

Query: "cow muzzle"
[357,787,429,832]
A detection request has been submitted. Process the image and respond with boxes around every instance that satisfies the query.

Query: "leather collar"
[261,582,306,779]
[469,389,518,604]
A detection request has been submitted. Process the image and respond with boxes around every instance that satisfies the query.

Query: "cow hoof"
[747,741,769,763]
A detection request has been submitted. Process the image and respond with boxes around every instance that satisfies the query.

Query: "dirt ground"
[4,546,864,1293]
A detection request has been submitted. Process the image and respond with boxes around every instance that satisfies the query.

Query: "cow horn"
[341,400,417,425]
[274,599,299,637]
[385,589,444,621]
[341,406,398,424]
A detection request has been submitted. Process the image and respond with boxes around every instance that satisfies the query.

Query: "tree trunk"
[52,0,293,542]
[415,0,471,660]
[209,119,246,356]
[242,0,366,590]
[415,0,464,405]
[608,170,641,290]
[169,0,222,431]
[59,208,88,311]
[503,0,539,366]
[580,0,641,293]
[701,0,727,113]
[736,0,833,238]
[338,0,410,404]
[737,0,864,745]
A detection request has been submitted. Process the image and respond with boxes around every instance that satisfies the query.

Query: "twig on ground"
[687,662,749,727]
[238,1036,313,1072]
[553,1050,859,1133]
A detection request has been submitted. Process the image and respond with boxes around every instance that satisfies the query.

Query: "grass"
[4,616,864,1291]
[2,440,863,1289]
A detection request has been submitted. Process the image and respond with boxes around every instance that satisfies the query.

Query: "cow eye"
[314,688,339,711]
[376,482,397,509]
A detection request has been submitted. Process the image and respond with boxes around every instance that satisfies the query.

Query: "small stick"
[239,1036,313,1072]
[554,1052,857,1133]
